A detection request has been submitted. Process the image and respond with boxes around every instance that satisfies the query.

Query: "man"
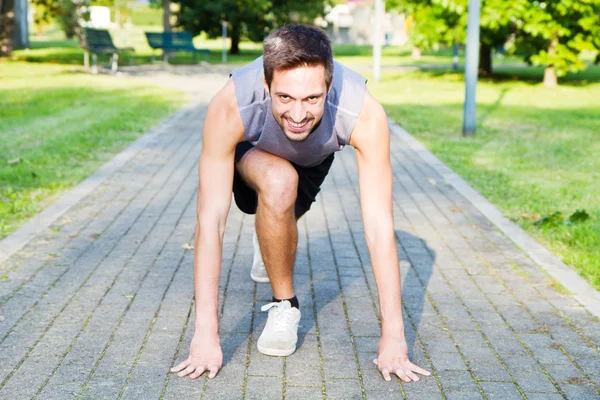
[171,24,430,383]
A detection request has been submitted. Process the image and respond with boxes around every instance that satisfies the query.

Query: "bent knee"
[257,166,298,214]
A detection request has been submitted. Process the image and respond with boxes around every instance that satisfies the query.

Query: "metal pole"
[372,0,383,83]
[222,21,227,64]
[462,0,481,136]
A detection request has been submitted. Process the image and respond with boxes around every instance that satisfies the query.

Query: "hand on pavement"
[374,335,431,382]
[170,333,223,379]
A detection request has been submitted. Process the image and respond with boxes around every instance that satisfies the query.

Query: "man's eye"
[309,96,317,101]
[280,95,289,101]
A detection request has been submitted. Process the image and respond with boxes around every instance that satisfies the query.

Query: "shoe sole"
[257,343,296,357]
[250,272,270,283]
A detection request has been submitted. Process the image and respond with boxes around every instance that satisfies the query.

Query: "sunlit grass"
[368,67,600,289]
[0,62,186,237]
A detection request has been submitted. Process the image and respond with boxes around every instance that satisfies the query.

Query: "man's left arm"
[349,90,430,383]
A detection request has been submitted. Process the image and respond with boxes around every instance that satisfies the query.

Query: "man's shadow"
[218,229,435,365]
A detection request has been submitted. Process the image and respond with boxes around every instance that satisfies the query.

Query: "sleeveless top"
[230,57,367,167]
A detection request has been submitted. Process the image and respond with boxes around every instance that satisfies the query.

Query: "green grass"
[368,66,600,290]
[0,62,186,238]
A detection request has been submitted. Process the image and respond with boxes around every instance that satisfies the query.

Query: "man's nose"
[290,101,306,122]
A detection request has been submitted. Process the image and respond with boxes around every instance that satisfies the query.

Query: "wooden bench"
[145,31,210,63]
[84,28,135,74]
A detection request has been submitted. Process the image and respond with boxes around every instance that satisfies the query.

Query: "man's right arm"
[171,79,244,379]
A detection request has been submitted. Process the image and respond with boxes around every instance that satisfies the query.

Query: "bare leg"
[236,148,298,300]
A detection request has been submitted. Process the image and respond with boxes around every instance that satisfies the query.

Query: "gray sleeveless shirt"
[231,57,367,167]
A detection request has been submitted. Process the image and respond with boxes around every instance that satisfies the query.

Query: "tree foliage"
[30,0,91,44]
[172,0,331,54]
[390,0,600,84]
[514,0,600,84]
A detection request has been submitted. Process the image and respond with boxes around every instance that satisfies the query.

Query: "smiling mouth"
[287,119,310,132]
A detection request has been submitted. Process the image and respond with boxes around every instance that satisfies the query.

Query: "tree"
[173,0,330,54]
[30,0,90,46]
[514,0,600,87]
[388,0,600,83]
[389,0,527,76]
[0,0,15,57]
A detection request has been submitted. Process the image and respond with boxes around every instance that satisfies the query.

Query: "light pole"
[373,0,384,83]
[222,21,227,64]
[462,0,481,136]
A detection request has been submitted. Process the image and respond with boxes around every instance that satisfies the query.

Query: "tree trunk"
[163,0,171,32]
[72,1,89,51]
[12,0,27,49]
[411,47,421,59]
[543,66,557,88]
[230,29,240,55]
[543,38,558,87]
[0,0,14,57]
[478,42,492,76]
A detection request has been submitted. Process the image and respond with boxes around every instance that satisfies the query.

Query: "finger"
[189,366,206,380]
[395,368,410,383]
[373,358,378,365]
[381,367,392,382]
[409,363,431,376]
[405,369,420,382]
[171,359,190,373]
[177,364,196,378]
[208,365,220,379]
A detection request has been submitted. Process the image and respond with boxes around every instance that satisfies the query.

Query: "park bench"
[145,31,210,63]
[84,28,135,74]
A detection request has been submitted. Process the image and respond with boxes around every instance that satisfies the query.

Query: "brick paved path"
[0,69,599,400]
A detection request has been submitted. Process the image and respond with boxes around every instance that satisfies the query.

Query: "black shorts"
[233,141,335,219]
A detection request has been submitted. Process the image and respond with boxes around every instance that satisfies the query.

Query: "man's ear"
[264,79,270,96]
[327,74,334,93]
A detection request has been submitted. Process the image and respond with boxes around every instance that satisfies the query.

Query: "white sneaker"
[251,232,270,283]
[257,301,301,356]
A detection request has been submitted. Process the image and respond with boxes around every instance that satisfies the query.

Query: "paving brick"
[469,362,512,382]
[401,377,443,400]
[437,370,479,392]
[558,383,600,400]
[444,391,484,400]
[430,351,469,371]
[286,361,322,387]
[479,382,522,400]
[245,376,283,400]
[285,386,323,400]
[364,389,403,400]
[524,394,564,400]
[576,357,600,376]
[512,371,558,393]
[325,379,363,400]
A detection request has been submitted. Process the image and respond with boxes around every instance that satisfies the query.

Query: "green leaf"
[569,209,590,224]
[533,211,564,226]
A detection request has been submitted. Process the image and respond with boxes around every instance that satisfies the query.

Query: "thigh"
[293,153,335,218]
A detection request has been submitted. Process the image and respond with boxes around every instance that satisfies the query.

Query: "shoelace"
[261,302,295,332]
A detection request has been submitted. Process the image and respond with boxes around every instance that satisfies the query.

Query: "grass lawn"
[368,66,600,290]
[0,62,186,238]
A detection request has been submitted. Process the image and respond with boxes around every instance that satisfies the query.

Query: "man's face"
[267,64,329,142]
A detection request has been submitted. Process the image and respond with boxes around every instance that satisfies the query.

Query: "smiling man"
[171,25,430,383]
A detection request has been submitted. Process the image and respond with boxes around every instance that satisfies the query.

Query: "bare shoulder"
[348,89,389,150]
[208,79,241,124]
[203,78,244,150]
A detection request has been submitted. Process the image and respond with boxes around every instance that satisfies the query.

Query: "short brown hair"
[263,25,333,89]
